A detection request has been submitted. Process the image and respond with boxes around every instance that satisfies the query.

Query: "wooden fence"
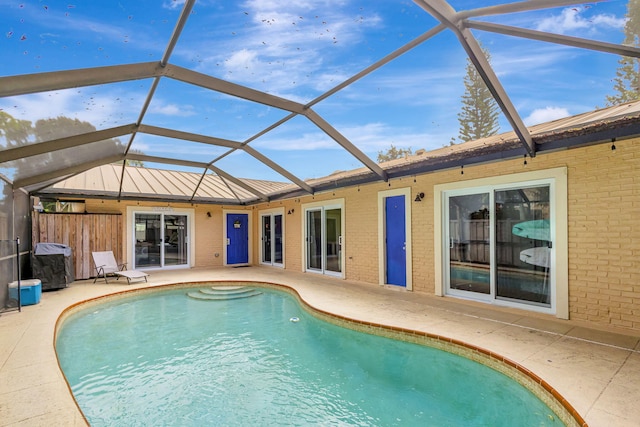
[32,212,123,280]
[450,219,544,267]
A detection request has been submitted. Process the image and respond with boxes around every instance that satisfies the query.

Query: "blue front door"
[227,213,248,264]
[385,195,406,287]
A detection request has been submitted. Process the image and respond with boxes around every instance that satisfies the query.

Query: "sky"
[0,0,632,183]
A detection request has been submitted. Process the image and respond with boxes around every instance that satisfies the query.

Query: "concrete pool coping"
[2,266,640,426]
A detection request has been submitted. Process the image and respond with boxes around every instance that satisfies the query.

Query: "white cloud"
[0,85,151,137]
[189,0,382,98]
[149,101,196,117]
[523,106,569,126]
[163,0,186,10]
[535,7,625,35]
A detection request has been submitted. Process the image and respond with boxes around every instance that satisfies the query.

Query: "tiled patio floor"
[1,266,639,426]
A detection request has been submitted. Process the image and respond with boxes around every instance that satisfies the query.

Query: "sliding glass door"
[445,182,552,308]
[134,212,189,269]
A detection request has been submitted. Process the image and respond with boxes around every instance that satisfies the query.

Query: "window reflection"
[448,193,490,295]
[495,186,551,305]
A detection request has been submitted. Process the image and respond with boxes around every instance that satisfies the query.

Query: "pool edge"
[54,280,588,427]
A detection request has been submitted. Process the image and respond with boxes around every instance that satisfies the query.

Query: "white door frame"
[126,206,195,270]
[434,167,568,318]
[222,209,252,266]
[301,198,345,278]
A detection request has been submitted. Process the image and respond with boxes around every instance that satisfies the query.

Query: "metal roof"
[40,164,295,205]
[1,1,639,205]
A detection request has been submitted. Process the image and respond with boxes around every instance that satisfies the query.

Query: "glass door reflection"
[447,193,491,295]
[495,186,551,305]
[164,214,188,267]
[134,212,188,269]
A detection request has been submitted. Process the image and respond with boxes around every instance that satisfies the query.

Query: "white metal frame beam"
[138,125,243,149]
[458,0,609,19]
[305,109,389,180]
[5,0,635,203]
[14,155,125,189]
[165,65,307,115]
[1,124,135,163]
[467,20,640,58]
[0,62,163,98]
[136,125,312,193]
[414,0,535,156]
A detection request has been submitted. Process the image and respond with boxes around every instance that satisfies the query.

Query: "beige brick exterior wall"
[80,137,639,331]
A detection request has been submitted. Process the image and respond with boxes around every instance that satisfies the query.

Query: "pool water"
[56,287,565,426]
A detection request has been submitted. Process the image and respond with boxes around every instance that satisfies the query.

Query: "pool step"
[202,286,259,296]
[186,286,262,301]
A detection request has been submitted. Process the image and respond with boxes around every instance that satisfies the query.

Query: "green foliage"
[456,48,500,143]
[33,116,97,142]
[606,0,640,106]
[377,144,412,163]
[126,148,146,167]
[0,111,32,147]
[0,112,144,184]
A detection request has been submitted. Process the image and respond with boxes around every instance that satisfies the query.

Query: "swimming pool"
[56,284,573,426]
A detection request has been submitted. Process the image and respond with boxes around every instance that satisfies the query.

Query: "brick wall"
[265,138,639,330]
[80,137,639,331]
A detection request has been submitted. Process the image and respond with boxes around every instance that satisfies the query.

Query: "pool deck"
[1,266,639,427]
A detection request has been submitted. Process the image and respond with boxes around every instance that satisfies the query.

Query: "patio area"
[1,266,639,426]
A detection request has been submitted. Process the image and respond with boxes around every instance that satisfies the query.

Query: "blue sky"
[0,0,631,182]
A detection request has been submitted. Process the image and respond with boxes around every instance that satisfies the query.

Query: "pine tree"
[456,48,500,143]
[606,0,640,106]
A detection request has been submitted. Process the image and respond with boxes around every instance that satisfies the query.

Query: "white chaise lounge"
[92,251,148,285]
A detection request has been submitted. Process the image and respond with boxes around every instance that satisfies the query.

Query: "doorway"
[133,212,189,269]
[444,182,553,309]
[303,201,343,277]
[225,212,249,265]
[385,195,407,287]
[378,188,412,289]
[260,210,284,267]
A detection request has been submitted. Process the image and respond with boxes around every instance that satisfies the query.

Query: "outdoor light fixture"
[611,138,617,151]
[287,209,295,215]
[206,211,211,217]
[414,192,424,202]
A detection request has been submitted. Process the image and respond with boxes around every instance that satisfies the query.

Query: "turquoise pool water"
[56,287,565,426]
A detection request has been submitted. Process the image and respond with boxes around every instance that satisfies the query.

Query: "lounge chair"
[92,251,148,284]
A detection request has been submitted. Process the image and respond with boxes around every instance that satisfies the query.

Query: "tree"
[377,144,412,163]
[33,116,97,142]
[33,116,146,167]
[126,148,145,167]
[606,0,640,106]
[0,114,143,184]
[456,48,500,143]
[0,111,34,208]
[0,111,32,147]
